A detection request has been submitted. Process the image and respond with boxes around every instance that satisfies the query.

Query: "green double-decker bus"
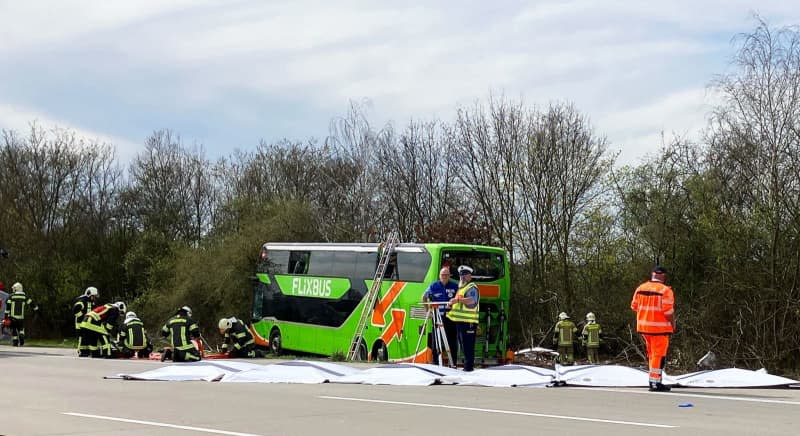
[251,242,511,365]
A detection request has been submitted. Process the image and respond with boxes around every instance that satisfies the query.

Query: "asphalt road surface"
[1,345,797,435]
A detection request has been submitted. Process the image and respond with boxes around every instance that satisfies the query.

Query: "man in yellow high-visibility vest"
[447,265,480,372]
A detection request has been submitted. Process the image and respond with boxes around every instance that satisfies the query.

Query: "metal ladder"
[347,231,400,361]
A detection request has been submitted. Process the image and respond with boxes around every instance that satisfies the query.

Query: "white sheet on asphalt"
[221,360,359,384]
[113,360,800,388]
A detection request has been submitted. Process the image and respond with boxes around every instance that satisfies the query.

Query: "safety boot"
[649,382,671,392]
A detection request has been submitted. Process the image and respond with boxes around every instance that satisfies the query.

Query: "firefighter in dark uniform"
[80,301,125,357]
[74,286,99,356]
[118,311,152,358]
[4,282,39,346]
[218,317,257,358]
[160,306,202,362]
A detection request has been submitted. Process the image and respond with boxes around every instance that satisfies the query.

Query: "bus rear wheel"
[372,341,388,362]
[269,328,282,356]
[353,339,368,361]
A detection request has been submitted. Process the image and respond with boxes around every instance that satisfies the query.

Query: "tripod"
[413,302,454,367]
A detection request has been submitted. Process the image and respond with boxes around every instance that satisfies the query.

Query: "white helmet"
[84,286,99,297]
[11,282,23,293]
[586,312,596,322]
[125,311,137,321]
[114,301,126,313]
[180,306,192,317]
[218,318,232,333]
[558,312,569,320]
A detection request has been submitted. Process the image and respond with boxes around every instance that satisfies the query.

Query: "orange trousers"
[642,334,670,384]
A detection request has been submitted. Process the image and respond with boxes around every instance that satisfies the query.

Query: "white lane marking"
[62,412,262,436]
[318,395,676,428]
[571,387,800,406]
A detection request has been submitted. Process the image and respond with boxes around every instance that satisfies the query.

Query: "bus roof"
[261,242,505,254]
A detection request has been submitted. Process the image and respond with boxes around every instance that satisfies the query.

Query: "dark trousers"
[229,344,256,358]
[120,343,153,359]
[81,329,111,358]
[429,313,458,366]
[163,347,201,362]
[456,322,477,371]
[78,328,92,356]
[9,318,24,346]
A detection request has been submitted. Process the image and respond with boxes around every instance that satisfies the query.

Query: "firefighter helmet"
[11,282,23,293]
[586,312,596,322]
[125,311,137,321]
[218,318,232,333]
[114,301,126,313]
[180,306,192,317]
[84,286,99,298]
[558,312,569,320]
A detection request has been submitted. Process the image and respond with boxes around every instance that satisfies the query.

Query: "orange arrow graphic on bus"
[380,309,406,345]
[371,281,405,327]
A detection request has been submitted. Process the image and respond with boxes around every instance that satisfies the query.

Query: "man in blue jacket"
[422,267,459,366]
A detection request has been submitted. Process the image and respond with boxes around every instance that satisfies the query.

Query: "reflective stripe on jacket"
[555,320,577,346]
[583,323,602,347]
[222,321,254,352]
[631,280,674,334]
[6,292,36,320]
[161,315,200,351]
[446,282,479,323]
[120,319,149,350]
[80,304,119,335]
[73,296,92,330]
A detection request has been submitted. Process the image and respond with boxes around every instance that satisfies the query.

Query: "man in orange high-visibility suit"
[631,265,675,392]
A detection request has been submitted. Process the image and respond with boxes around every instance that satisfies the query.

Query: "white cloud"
[598,87,721,165]
[1,0,799,165]
[0,102,142,164]
[0,1,205,53]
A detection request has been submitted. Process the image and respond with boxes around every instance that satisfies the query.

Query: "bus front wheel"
[269,328,282,356]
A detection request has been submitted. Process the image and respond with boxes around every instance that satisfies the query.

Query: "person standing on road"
[582,312,602,364]
[4,282,38,347]
[447,265,480,372]
[421,266,459,366]
[160,306,202,362]
[74,286,99,356]
[631,265,675,392]
[552,312,577,364]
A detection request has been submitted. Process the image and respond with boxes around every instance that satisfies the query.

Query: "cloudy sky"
[1,1,797,165]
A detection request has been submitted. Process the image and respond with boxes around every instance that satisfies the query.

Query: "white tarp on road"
[114,360,262,381]
[221,360,359,384]
[555,364,678,387]
[673,368,799,388]
[113,360,799,388]
[441,364,554,387]
[330,363,462,386]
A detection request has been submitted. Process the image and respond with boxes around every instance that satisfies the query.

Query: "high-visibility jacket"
[119,318,149,350]
[81,304,120,335]
[222,320,254,353]
[161,314,201,351]
[554,320,577,346]
[446,282,479,324]
[631,280,674,334]
[582,322,602,347]
[73,295,93,330]
[5,291,37,320]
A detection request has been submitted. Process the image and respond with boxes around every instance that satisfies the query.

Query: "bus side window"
[383,253,398,280]
[307,251,334,276]
[289,251,310,275]
[354,252,377,279]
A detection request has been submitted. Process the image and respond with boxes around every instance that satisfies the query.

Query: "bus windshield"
[440,250,504,282]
